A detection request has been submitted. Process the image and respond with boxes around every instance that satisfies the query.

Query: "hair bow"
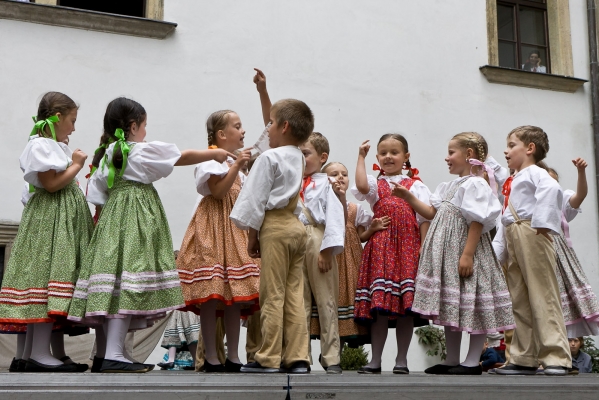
[30,115,59,141]
[107,128,131,188]
[403,165,422,182]
[373,164,385,175]
[469,159,497,196]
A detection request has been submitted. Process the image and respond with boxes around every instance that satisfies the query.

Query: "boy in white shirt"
[496,125,571,376]
[230,98,314,374]
[299,132,345,374]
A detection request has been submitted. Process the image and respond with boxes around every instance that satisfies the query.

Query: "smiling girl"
[351,134,431,374]
[396,132,514,376]
[176,110,260,373]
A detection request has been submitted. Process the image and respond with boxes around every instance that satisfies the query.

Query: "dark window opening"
[497,0,550,74]
[57,0,145,18]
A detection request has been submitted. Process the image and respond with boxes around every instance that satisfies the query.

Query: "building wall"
[0,0,597,369]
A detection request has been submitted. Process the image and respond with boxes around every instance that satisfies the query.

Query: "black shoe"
[100,359,149,373]
[568,367,579,375]
[544,365,567,376]
[424,364,457,375]
[494,364,537,375]
[393,366,409,374]
[24,359,81,373]
[240,361,279,373]
[9,358,19,372]
[182,366,195,370]
[357,366,382,374]
[17,359,27,372]
[448,365,483,375]
[288,361,310,374]
[225,359,243,372]
[325,364,342,374]
[203,359,226,373]
[59,356,89,372]
[144,363,155,371]
[91,357,104,373]
[157,361,174,370]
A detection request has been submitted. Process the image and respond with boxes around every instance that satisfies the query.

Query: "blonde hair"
[206,110,235,147]
[507,125,549,162]
[452,132,489,183]
[270,99,314,143]
[322,161,347,174]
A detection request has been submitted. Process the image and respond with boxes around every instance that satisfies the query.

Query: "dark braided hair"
[35,92,78,139]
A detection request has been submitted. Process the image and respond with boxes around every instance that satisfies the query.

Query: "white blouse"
[350,174,432,226]
[230,146,304,231]
[352,202,373,229]
[20,136,73,189]
[300,173,345,255]
[562,189,581,223]
[430,176,501,234]
[194,156,245,197]
[500,165,563,235]
[86,141,181,206]
[485,155,510,202]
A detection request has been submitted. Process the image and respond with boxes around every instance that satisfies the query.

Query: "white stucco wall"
[1,0,598,370]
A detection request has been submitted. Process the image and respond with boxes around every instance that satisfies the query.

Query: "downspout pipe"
[588,0,599,221]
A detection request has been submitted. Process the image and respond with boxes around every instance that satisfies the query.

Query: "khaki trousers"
[254,208,309,369]
[302,223,340,367]
[245,310,262,363]
[500,262,513,364]
[505,219,571,368]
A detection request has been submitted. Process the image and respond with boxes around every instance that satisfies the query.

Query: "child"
[541,159,599,337]
[569,337,593,373]
[351,135,431,374]
[229,98,315,374]
[176,110,259,373]
[397,132,515,375]
[495,125,571,376]
[311,162,387,349]
[67,97,232,373]
[0,92,94,372]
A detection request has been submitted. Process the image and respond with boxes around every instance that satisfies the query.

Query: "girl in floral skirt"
[396,132,515,375]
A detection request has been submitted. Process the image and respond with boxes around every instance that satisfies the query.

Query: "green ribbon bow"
[107,128,131,188]
[30,115,59,141]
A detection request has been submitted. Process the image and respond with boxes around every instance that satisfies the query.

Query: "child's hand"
[253,68,267,93]
[211,149,236,163]
[329,178,346,197]
[72,149,88,167]
[458,254,474,278]
[318,249,334,273]
[358,140,370,158]
[370,216,391,232]
[390,182,411,199]
[536,228,553,242]
[234,148,252,168]
[572,158,588,170]
[247,236,261,258]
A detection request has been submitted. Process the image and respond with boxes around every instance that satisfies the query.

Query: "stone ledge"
[480,65,587,93]
[0,0,176,39]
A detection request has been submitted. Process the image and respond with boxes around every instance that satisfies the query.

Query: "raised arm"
[254,68,272,126]
[390,182,437,220]
[38,149,87,193]
[175,148,234,166]
[355,140,371,194]
[568,157,588,209]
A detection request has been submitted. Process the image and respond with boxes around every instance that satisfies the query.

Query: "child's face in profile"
[54,109,78,143]
[504,133,530,172]
[129,116,148,143]
[325,163,349,192]
[220,112,245,151]
[300,141,327,176]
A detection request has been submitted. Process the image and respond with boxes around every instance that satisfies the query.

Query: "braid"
[92,132,115,168]
[405,159,413,178]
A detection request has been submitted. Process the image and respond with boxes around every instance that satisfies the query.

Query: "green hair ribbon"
[107,128,131,188]
[30,115,59,141]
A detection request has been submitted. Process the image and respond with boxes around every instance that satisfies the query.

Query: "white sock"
[22,325,34,360]
[104,316,132,363]
[443,326,462,366]
[167,347,176,363]
[95,325,107,358]
[395,317,414,368]
[30,322,63,366]
[462,334,486,367]
[15,333,26,359]
[50,331,69,362]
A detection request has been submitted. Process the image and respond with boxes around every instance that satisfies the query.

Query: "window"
[57,0,145,18]
[497,0,550,73]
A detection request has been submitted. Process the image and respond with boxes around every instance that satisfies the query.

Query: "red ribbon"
[300,176,315,201]
[502,176,513,212]
[373,164,385,175]
[373,164,422,182]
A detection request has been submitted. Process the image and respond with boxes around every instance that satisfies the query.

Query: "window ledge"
[0,0,176,39]
[479,65,587,93]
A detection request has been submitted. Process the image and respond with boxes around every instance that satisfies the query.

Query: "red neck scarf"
[300,176,315,201]
[502,176,514,212]
[373,164,422,182]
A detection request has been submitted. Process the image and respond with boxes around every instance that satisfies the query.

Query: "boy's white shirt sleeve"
[492,222,508,266]
[322,185,345,255]
[350,174,378,209]
[229,154,274,231]
[562,189,581,223]
[531,170,563,234]
[409,180,432,225]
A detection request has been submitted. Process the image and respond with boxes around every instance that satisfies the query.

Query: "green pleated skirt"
[68,177,185,327]
[0,181,94,323]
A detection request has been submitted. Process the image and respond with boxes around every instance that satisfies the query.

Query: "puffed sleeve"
[350,174,378,209]
[354,203,373,228]
[20,138,72,188]
[409,180,432,225]
[458,178,501,233]
[429,182,449,211]
[562,189,581,223]
[194,160,230,196]
[492,222,507,266]
[126,142,181,184]
[86,168,109,206]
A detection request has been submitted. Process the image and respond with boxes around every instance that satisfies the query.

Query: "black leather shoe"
[100,359,149,373]
[203,359,226,373]
[9,358,19,372]
[24,359,80,373]
[240,361,279,373]
[288,361,310,374]
[17,359,27,372]
[59,356,89,372]
[424,364,457,375]
[357,366,381,374]
[393,366,409,374]
[448,365,483,375]
[157,361,174,370]
[91,357,104,373]
[225,359,243,372]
